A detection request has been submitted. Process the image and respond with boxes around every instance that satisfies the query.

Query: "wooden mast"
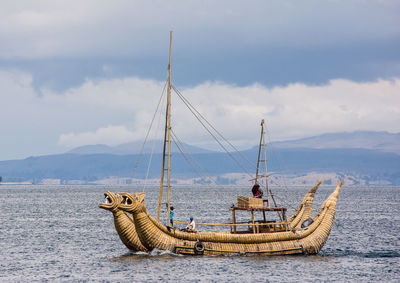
[255,119,270,207]
[261,120,270,207]
[254,120,263,185]
[157,31,173,224]
[258,119,284,220]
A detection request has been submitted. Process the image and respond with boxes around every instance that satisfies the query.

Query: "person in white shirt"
[186,216,196,232]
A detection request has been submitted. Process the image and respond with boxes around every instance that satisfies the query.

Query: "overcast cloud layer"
[1,0,399,59]
[1,1,399,160]
[1,0,399,90]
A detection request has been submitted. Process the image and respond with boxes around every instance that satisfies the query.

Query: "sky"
[0,0,399,160]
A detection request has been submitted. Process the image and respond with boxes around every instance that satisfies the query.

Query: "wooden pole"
[232,209,237,234]
[166,31,173,226]
[157,31,173,223]
[261,119,270,207]
[251,210,255,234]
[255,120,263,185]
[157,85,168,221]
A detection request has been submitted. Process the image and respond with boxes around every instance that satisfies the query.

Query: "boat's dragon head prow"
[118,192,146,213]
[99,191,122,212]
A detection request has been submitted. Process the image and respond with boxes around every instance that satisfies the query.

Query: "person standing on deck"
[169,206,174,226]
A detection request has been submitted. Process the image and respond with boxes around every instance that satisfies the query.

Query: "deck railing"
[174,221,289,233]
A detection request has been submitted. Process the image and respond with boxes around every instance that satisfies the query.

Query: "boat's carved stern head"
[118,192,146,213]
[304,179,323,205]
[321,181,343,210]
[99,191,122,212]
[303,194,315,206]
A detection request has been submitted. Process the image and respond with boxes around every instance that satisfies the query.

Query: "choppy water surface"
[0,185,399,282]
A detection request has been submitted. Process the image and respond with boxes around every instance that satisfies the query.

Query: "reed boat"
[101,32,343,255]
[100,181,321,252]
[118,182,342,255]
[99,191,147,252]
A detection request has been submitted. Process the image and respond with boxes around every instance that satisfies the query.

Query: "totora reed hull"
[99,180,322,253]
[288,179,323,229]
[99,191,148,252]
[115,181,342,256]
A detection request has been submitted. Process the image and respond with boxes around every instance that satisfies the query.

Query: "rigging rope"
[170,132,209,184]
[172,85,256,170]
[131,80,168,180]
[269,191,297,210]
[171,128,227,190]
[143,82,168,189]
[172,85,254,179]
[263,120,300,202]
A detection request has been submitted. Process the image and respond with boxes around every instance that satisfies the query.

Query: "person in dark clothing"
[252,183,263,198]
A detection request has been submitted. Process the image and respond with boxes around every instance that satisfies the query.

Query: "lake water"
[0,184,399,282]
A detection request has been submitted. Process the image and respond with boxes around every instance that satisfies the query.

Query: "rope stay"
[130,80,168,181]
[170,128,227,190]
[262,121,299,202]
[143,83,168,190]
[269,192,297,210]
[170,131,212,186]
[172,85,256,170]
[172,85,254,179]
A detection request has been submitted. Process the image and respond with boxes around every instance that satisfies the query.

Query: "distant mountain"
[1,131,400,185]
[67,144,115,154]
[67,140,216,155]
[1,147,400,185]
[272,131,400,154]
[68,131,400,156]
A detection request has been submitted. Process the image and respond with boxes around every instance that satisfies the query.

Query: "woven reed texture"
[288,179,322,229]
[237,196,264,208]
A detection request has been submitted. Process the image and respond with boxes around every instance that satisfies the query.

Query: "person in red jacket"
[252,183,263,198]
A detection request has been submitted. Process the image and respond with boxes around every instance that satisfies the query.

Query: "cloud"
[1,69,399,159]
[1,1,399,95]
[176,78,400,144]
[1,1,399,160]
[0,1,399,59]
[58,125,136,148]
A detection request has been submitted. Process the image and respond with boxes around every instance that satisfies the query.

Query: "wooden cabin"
[230,196,288,234]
